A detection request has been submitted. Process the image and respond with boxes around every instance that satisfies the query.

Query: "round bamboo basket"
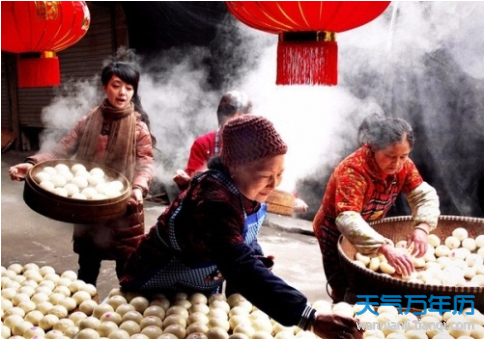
[24,159,130,224]
[338,215,484,312]
[265,189,294,216]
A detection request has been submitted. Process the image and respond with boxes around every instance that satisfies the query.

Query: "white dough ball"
[109,180,124,192]
[90,167,105,178]
[428,234,440,247]
[76,170,91,180]
[445,236,461,249]
[43,166,57,176]
[476,235,484,248]
[462,238,477,251]
[105,188,121,198]
[40,180,55,192]
[58,170,74,182]
[476,264,484,275]
[71,176,89,189]
[39,266,56,277]
[92,193,107,200]
[471,274,484,286]
[54,163,70,173]
[452,227,468,241]
[88,175,105,186]
[71,193,87,200]
[53,187,68,197]
[463,266,477,279]
[71,163,87,174]
[82,187,98,200]
[63,183,80,197]
[34,171,51,183]
[478,248,484,258]
[466,253,484,267]
[95,183,109,195]
[435,245,451,257]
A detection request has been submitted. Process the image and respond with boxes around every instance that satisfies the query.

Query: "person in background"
[313,114,440,303]
[173,90,252,190]
[9,61,155,286]
[121,115,363,339]
[173,90,308,213]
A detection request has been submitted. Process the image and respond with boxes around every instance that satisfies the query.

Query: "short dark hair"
[358,114,414,150]
[216,91,252,125]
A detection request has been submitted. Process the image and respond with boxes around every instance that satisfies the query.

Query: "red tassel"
[276,32,338,86]
[17,55,60,88]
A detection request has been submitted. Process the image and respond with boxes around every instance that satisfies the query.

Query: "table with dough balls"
[2,262,484,339]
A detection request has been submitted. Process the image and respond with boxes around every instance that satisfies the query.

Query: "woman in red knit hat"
[121,114,363,339]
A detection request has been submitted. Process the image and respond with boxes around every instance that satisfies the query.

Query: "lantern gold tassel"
[276,31,337,86]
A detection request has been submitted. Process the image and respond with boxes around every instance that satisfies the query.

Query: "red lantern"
[225,1,391,86]
[1,1,90,88]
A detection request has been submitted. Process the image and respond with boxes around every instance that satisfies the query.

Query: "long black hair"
[101,61,157,147]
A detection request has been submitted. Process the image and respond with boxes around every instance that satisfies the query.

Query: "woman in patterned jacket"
[121,115,363,339]
[313,114,440,303]
[9,61,155,286]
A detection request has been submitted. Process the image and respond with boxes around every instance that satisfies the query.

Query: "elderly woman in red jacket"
[122,115,363,339]
[9,61,155,287]
[313,115,440,303]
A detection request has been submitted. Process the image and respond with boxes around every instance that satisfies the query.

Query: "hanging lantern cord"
[279,31,336,43]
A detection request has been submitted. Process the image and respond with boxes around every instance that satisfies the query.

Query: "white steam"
[38,2,484,215]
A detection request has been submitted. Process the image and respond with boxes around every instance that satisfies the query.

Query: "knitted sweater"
[122,159,315,328]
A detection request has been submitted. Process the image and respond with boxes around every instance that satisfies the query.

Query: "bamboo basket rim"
[338,215,484,294]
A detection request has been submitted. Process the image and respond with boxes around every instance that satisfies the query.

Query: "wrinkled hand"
[312,312,364,339]
[173,169,190,188]
[129,187,143,208]
[9,163,33,181]
[407,226,429,258]
[379,244,414,277]
[294,198,308,213]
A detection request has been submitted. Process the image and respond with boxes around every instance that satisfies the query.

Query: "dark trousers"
[77,248,126,286]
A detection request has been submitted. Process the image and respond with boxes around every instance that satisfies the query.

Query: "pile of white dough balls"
[1,263,97,339]
[34,163,125,200]
[353,227,484,287]
[311,300,484,340]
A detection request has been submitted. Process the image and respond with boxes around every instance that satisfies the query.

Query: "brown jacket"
[28,110,154,259]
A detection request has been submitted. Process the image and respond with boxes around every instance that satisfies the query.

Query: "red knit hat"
[221,114,288,167]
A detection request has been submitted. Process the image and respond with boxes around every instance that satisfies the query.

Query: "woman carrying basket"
[9,61,155,286]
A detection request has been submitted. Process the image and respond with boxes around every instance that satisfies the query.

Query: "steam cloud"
[38,2,484,217]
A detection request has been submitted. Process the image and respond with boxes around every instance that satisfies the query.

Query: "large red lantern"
[1,1,90,88]
[225,1,391,86]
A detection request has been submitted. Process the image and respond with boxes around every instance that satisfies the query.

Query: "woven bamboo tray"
[338,215,484,312]
[265,189,294,216]
[23,159,130,224]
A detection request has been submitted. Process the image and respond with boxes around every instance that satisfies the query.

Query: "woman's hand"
[294,198,308,213]
[9,163,33,181]
[379,244,414,277]
[173,169,190,188]
[407,225,429,258]
[312,312,364,339]
[129,187,143,207]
